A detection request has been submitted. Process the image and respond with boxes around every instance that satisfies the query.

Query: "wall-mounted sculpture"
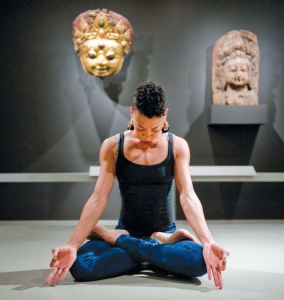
[72,9,134,77]
[212,30,259,105]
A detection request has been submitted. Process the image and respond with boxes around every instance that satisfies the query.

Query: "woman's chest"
[124,142,168,165]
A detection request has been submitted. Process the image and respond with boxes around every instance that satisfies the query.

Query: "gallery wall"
[1,0,283,219]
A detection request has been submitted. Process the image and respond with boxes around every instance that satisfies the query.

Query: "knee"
[182,243,207,278]
[194,254,207,277]
[191,246,207,277]
[69,249,137,281]
[69,262,89,281]
[69,255,99,281]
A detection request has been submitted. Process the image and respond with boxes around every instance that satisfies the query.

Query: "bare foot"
[88,223,129,245]
[151,229,198,244]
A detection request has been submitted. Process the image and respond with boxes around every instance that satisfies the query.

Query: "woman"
[45,81,229,288]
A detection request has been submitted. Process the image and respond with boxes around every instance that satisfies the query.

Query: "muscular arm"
[67,136,117,250]
[45,136,118,286]
[173,137,214,245]
[174,137,229,289]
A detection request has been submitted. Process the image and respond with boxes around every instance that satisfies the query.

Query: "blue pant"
[70,233,207,281]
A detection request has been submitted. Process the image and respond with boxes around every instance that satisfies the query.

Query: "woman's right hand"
[44,245,77,286]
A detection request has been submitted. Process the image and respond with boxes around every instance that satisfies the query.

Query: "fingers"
[44,267,64,286]
[57,267,69,283]
[212,267,223,289]
[206,263,212,281]
[212,267,220,288]
[204,244,229,289]
[221,250,229,271]
[217,269,223,289]
[44,267,58,286]
[52,248,59,257]
[50,257,57,268]
[222,250,229,259]
[50,248,59,268]
[50,268,63,286]
[207,262,224,289]
[221,257,226,271]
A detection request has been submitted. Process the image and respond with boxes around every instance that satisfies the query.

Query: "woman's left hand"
[202,242,229,289]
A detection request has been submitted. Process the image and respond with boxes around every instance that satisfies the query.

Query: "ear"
[129,106,134,118]
[165,108,169,119]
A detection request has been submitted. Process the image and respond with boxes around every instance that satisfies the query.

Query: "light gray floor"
[0,220,284,300]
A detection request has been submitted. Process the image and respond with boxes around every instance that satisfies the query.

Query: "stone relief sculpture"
[72,9,134,77]
[212,30,259,105]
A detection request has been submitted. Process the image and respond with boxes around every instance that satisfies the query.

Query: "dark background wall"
[1,0,283,220]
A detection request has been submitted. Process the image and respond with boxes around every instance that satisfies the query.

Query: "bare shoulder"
[100,134,120,161]
[172,134,190,159]
[101,135,118,149]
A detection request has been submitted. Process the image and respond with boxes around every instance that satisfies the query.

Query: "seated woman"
[45,82,229,289]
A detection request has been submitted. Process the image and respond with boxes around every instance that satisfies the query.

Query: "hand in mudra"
[44,245,77,286]
[203,242,229,289]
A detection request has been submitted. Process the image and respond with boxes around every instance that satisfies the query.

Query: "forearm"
[67,193,108,250]
[180,193,214,245]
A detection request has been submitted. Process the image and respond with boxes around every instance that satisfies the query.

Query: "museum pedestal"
[209,104,267,125]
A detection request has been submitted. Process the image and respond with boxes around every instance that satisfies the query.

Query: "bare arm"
[44,136,117,286]
[67,136,117,249]
[174,137,214,245]
[174,136,229,289]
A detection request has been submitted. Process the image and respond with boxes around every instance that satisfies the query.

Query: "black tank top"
[116,132,175,237]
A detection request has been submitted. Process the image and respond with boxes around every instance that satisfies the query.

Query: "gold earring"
[127,119,134,130]
[162,120,170,133]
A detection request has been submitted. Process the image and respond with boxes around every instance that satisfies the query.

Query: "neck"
[130,132,161,150]
[138,140,158,150]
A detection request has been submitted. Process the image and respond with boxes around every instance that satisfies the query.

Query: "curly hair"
[133,81,166,118]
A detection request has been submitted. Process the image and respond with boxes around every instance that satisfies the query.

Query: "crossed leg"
[69,234,138,281]
[70,224,206,281]
[90,224,207,278]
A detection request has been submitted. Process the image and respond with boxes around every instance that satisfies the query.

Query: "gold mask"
[72,9,134,77]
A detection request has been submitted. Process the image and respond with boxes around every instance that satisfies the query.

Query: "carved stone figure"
[72,9,134,77]
[212,30,259,105]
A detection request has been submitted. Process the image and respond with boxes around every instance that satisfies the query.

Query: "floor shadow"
[0,269,70,290]
[0,267,212,292]
[1,267,284,296]
[90,270,213,293]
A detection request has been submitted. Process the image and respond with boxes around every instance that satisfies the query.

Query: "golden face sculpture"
[72,9,134,77]
[79,39,124,77]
